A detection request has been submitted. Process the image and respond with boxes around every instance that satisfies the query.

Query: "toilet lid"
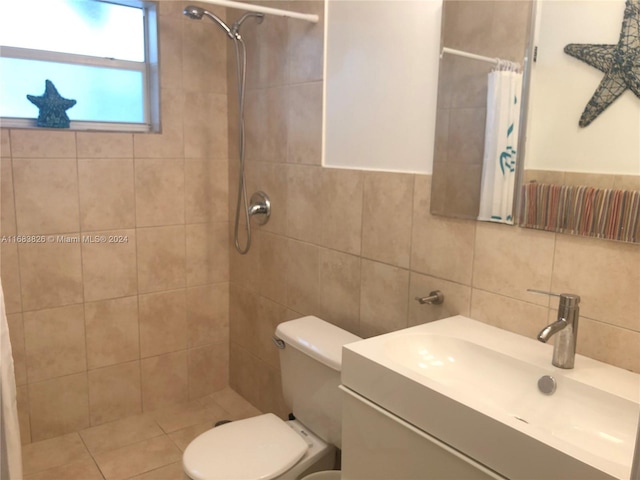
[183,413,309,480]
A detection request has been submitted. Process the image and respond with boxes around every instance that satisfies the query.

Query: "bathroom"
[0,0,638,479]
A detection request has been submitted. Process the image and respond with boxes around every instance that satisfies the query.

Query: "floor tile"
[127,461,185,480]
[168,421,212,451]
[94,436,182,480]
[23,457,104,480]
[209,387,262,419]
[21,432,91,476]
[80,414,164,455]
[152,398,229,433]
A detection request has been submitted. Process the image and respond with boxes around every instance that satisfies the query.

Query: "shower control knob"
[248,191,271,225]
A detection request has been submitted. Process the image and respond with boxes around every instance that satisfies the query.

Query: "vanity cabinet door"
[341,388,504,480]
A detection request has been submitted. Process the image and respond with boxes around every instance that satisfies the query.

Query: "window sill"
[0,117,154,133]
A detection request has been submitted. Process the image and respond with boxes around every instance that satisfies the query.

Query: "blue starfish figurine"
[564,0,640,127]
[27,80,77,128]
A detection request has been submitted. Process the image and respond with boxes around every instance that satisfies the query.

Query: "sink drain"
[538,375,557,395]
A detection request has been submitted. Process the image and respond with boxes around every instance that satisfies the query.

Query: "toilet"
[183,316,361,480]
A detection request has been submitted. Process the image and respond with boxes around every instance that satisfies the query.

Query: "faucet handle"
[527,289,580,307]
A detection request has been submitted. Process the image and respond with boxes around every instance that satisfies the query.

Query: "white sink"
[342,316,640,479]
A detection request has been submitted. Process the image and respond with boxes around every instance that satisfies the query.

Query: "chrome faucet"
[528,289,581,369]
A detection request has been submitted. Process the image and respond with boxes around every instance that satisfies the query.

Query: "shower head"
[183,5,233,38]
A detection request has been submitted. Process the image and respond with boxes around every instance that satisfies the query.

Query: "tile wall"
[0,1,230,443]
[1,0,638,444]
[228,0,640,417]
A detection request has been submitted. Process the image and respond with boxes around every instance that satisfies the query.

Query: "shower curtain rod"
[196,0,319,23]
[441,47,501,65]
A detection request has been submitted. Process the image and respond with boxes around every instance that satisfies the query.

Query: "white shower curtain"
[478,68,523,224]
[0,280,22,479]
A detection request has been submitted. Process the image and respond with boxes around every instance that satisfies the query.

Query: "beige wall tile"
[158,14,182,90]
[473,223,555,305]
[135,159,185,227]
[29,373,90,442]
[82,230,137,302]
[139,289,187,358]
[286,0,325,83]
[186,222,229,286]
[88,361,142,426]
[551,234,640,331]
[187,283,229,348]
[209,387,261,420]
[1,157,16,235]
[564,172,615,189]
[321,168,363,255]
[76,133,133,158]
[470,289,549,339]
[411,175,476,284]
[245,87,288,163]
[10,130,75,158]
[254,296,289,370]
[613,174,640,191]
[318,248,361,335]
[360,260,410,338]
[1,242,22,313]
[24,304,86,383]
[21,432,90,476]
[141,351,188,411]
[185,159,228,224]
[19,240,83,311]
[229,284,260,353]
[286,164,323,242]
[286,239,320,315]
[137,225,186,293]
[133,89,184,159]
[93,435,181,480]
[182,16,227,94]
[6,313,27,385]
[258,231,288,305]
[288,82,322,165]
[13,158,80,234]
[229,343,260,407]
[408,272,471,327]
[85,296,139,369]
[0,129,10,158]
[362,172,413,268]
[188,344,228,400]
[184,93,228,159]
[243,12,288,89]
[579,320,640,373]
[78,159,135,231]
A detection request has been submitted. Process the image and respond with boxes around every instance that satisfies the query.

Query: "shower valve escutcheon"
[248,191,271,225]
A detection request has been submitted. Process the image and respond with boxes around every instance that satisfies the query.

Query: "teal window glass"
[0,57,144,123]
[0,0,157,130]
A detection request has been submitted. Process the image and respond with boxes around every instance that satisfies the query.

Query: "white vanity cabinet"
[340,386,502,480]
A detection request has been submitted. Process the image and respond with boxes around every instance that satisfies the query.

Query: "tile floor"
[20,387,262,480]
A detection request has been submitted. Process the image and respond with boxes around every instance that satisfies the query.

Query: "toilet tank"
[275,316,361,449]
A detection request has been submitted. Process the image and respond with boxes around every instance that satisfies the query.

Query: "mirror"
[431,0,640,244]
[430,0,534,222]
[521,0,639,243]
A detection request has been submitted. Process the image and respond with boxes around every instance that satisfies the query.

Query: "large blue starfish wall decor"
[26,80,77,128]
[564,0,640,127]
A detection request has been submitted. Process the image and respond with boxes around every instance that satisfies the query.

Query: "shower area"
[0,0,325,467]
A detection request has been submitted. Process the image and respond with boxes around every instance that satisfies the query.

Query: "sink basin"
[342,316,640,479]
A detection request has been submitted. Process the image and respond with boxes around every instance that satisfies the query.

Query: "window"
[0,0,159,132]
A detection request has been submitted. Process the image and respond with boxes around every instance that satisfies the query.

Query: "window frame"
[0,0,159,133]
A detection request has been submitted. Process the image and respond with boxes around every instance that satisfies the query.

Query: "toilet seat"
[183,413,309,480]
